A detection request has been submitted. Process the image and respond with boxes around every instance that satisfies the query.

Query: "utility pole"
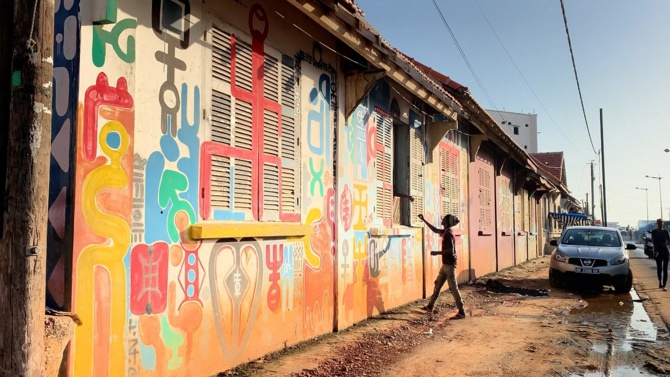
[600,184,605,225]
[600,109,608,226]
[0,0,54,374]
[590,161,595,222]
[585,193,589,217]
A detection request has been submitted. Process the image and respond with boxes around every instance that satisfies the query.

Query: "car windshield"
[562,229,622,247]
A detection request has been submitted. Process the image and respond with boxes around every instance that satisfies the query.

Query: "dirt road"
[220,256,670,377]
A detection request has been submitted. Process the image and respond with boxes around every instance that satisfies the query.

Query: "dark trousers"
[657,255,669,286]
[427,264,464,310]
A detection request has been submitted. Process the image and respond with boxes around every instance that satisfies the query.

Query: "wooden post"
[0,0,54,374]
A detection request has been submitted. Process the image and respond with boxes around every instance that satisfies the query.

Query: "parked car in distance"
[549,226,636,293]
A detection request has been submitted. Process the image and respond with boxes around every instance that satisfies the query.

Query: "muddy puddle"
[568,289,665,376]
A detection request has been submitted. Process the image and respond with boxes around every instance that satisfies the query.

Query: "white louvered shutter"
[261,47,300,222]
[375,109,393,225]
[440,149,449,217]
[449,148,459,217]
[409,127,424,226]
[209,26,254,218]
[279,54,300,218]
[210,22,300,222]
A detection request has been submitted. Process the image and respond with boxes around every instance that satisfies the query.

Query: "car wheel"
[549,268,561,288]
[614,270,634,294]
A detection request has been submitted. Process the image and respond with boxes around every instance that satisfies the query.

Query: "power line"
[559,0,598,155]
[472,0,584,156]
[430,0,507,124]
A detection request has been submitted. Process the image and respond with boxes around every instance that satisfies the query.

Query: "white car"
[549,226,636,293]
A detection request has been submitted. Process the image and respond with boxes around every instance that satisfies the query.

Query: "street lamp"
[636,187,649,220]
[645,175,663,219]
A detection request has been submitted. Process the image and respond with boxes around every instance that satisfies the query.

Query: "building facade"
[487,109,538,153]
[43,0,568,375]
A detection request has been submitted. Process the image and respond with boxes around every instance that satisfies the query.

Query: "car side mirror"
[626,243,637,250]
[550,240,558,246]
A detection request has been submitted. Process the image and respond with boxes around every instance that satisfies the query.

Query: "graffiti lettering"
[152,0,191,135]
[353,183,368,231]
[145,84,199,244]
[280,244,295,311]
[209,238,263,359]
[73,117,133,376]
[92,19,137,67]
[309,158,325,197]
[127,318,139,376]
[340,184,353,231]
[83,73,133,161]
[131,154,146,243]
[130,242,169,315]
[47,0,79,309]
[266,244,284,312]
[352,105,368,180]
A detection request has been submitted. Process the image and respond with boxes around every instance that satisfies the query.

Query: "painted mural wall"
[469,147,497,278]
[496,165,515,270]
[47,0,80,311]
[68,0,342,375]
[336,82,425,328]
[59,0,556,375]
[424,137,470,285]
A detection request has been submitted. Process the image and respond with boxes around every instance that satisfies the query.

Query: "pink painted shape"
[51,119,70,172]
[48,187,67,239]
[47,256,65,307]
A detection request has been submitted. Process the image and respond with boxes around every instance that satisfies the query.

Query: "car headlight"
[610,254,627,266]
[554,252,569,263]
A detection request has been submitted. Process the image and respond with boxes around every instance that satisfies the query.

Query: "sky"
[355,0,670,228]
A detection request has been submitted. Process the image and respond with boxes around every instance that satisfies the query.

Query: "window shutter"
[261,49,299,222]
[264,54,279,102]
[409,127,424,226]
[208,22,299,222]
[375,108,392,225]
[440,144,460,220]
[440,149,449,217]
[262,109,281,219]
[478,166,492,232]
[449,148,459,216]
[207,25,254,218]
[234,38,253,92]
[279,54,300,218]
[212,28,232,85]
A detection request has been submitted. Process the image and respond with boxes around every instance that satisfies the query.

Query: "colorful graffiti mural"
[47,0,80,310]
[58,0,550,375]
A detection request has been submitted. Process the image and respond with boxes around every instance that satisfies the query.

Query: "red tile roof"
[530,152,565,184]
[397,53,467,92]
[338,0,365,17]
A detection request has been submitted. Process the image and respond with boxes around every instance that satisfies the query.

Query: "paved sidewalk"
[629,245,670,330]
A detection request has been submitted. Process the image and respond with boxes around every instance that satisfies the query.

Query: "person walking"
[418,213,466,319]
[650,218,670,291]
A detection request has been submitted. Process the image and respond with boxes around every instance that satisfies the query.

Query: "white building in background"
[486,110,538,153]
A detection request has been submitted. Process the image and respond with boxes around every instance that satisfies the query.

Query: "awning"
[548,212,592,227]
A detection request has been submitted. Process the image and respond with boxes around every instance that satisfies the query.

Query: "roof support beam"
[469,134,488,163]
[345,70,385,120]
[427,118,457,156]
